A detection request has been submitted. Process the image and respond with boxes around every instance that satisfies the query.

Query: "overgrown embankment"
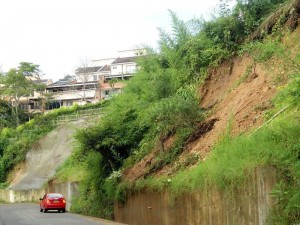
[7,0,299,224]
[9,119,88,191]
[0,102,105,187]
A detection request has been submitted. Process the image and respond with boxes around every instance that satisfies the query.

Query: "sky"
[0,0,221,82]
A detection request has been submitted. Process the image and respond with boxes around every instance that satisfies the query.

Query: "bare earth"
[124,54,277,180]
[9,119,88,190]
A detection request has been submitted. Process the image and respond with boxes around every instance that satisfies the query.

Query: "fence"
[55,108,103,124]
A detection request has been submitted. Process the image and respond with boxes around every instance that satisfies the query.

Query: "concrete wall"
[0,189,9,202]
[114,167,276,225]
[48,181,79,211]
[1,167,276,225]
[0,181,79,211]
[0,188,45,203]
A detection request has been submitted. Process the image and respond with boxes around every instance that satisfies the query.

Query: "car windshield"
[48,193,63,198]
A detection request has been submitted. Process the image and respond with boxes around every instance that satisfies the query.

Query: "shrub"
[0,102,105,183]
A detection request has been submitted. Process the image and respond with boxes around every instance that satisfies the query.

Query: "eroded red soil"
[123,54,277,181]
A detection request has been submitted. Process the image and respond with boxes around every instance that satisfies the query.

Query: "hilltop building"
[2,49,146,113]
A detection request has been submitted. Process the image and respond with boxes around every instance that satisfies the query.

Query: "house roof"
[75,66,102,74]
[47,80,97,88]
[111,56,139,64]
[99,65,110,72]
[32,79,52,85]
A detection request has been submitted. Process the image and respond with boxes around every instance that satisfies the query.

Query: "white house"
[20,49,147,111]
[46,78,98,109]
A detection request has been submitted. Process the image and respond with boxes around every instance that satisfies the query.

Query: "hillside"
[122,53,278,180]
[8,119,88,190]
[1,0,300,223]
[48,1,300,223]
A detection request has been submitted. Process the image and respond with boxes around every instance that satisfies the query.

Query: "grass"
[54,29,300,223]
[121,109,300,196]
[55,166,87,182]
[0,101,106,184]
[116,109,300,224]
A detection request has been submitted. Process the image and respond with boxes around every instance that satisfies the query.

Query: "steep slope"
[8,119,88,190]
[123,53,278,180]
[190,56,276,157]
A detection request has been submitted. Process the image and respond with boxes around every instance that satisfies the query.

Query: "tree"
[0,62,41,126]
[107,78,119,98]
[75,58,95,102]
[0,99,13,129]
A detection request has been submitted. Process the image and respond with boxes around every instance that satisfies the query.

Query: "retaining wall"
[48,181,79,210]
[1,167,276,224]
[0,181,79,211]
[0,189,9,202]
[114,167,276,225]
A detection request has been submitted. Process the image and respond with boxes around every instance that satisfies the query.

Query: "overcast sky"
[0,0,220,82]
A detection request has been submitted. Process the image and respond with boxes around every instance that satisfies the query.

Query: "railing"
[8,108,104,142]
[55,108,103,124]
[50,88,97,95]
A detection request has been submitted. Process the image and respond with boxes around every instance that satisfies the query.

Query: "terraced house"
[22,49,146,112]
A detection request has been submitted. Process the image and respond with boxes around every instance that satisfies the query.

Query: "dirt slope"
[124,54,277,181]
[190,55,276,157]
[8,119,88,191]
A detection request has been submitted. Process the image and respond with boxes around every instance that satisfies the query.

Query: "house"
[108,49,145,80]
[46,76,98,109]
[97,49,146,99]
[0,70,53,113]
[108,56,138,80]
[76,49,146,101]
[98,76,125,100]
[14,49,147,112]
[19,78,53,113]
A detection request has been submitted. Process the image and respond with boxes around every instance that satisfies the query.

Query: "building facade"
[16,49,146,112]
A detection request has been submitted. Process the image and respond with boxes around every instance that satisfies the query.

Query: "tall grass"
[128,110,300,198]
[170,111,300,192]
[124,110,300,224]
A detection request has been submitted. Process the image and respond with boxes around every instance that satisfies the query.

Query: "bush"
[70,152,113,219]
[275,75,300,108]
[0,102,105,183]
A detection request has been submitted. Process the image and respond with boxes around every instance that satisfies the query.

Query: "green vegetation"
[63,0,300,222]
[130,110,299,192]
[0,102,105,183]
[58,0,300,221]
[65,150,114,218]
[0,62,45,126]
[0,100,15,129]
[1,0,299,223]
[106,73,300,224]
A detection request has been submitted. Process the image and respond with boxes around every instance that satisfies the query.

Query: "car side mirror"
[39,198,43,201]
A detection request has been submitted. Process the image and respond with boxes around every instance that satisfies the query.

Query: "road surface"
[0,203,126,225]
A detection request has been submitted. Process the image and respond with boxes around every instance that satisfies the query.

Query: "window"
[48,193,63,198]
[112,66,117,69]
[66,101,73,106]
[20,104,28,110]
[126,65,136,73]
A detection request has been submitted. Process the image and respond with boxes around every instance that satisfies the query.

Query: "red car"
[39,193,66,213]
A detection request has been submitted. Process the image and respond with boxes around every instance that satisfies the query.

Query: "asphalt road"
[0,203,126,225]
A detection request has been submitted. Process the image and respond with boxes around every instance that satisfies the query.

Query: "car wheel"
[62,209,66,213]
[40,208,43,212]
[43,209,47,213]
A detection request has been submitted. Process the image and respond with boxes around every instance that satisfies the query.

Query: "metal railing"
[7,108,104,143]
[55,108,103,124]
